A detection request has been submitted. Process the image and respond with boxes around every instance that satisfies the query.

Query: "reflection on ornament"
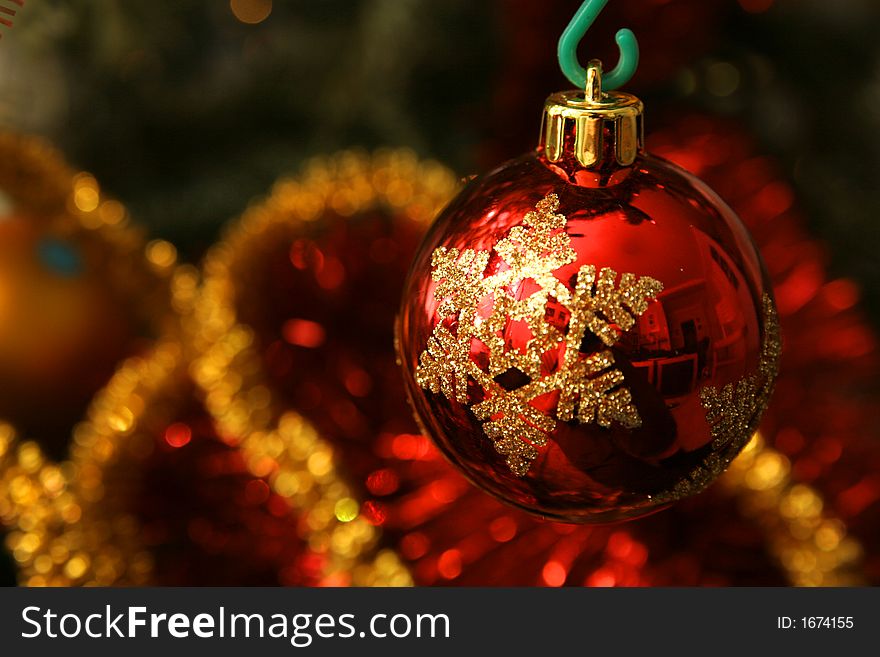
[702,295,780,451]
[655,294,780,502]
[398,65,779,523]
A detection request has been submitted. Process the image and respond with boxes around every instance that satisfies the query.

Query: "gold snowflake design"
[415,193,664,476]
[701,294,780,450]
[655,294,781,503]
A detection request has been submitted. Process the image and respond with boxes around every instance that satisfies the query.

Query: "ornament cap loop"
[538,82,644,177]
[585,59,603,103]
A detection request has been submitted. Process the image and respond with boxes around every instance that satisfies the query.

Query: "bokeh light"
[230,0,272,25]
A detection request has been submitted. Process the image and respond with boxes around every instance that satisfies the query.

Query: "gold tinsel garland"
[189,149,459,586]
[0,131,181,585]
[0,132,76,220]
[721,434,865,586]
[0,341,185,586]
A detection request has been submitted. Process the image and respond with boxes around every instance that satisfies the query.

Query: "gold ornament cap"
[538,60,644,171]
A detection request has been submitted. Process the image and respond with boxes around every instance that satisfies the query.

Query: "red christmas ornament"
[397,64,781,523]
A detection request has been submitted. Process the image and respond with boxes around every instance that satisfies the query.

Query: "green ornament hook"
[557,0,639,92]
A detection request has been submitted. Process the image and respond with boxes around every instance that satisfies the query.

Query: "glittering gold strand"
[3,263,230,586]
[61,340,192,586]
[720,434,865,586]
[0,259,197,586]
[5,344,184,587]
[0,132,182,585]
[0,424,78,585]
[0,132,74,219]
[0,344,194,586]
[191,149,458,586]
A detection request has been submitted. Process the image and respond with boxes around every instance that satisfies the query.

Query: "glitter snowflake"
[655,294,781,503]
[415,193,664,476]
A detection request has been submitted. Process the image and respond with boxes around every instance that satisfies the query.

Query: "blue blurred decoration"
[37,238,83,277]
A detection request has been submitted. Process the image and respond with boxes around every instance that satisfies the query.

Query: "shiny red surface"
[397,151,775,522]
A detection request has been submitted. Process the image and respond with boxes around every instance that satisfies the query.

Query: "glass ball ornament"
[0,216,134,447]
[396,66,780,523]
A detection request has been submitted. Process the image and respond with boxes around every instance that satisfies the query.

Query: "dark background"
[2,0,878,324]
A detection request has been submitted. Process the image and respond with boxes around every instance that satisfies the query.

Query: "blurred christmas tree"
[1,0,878,326]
